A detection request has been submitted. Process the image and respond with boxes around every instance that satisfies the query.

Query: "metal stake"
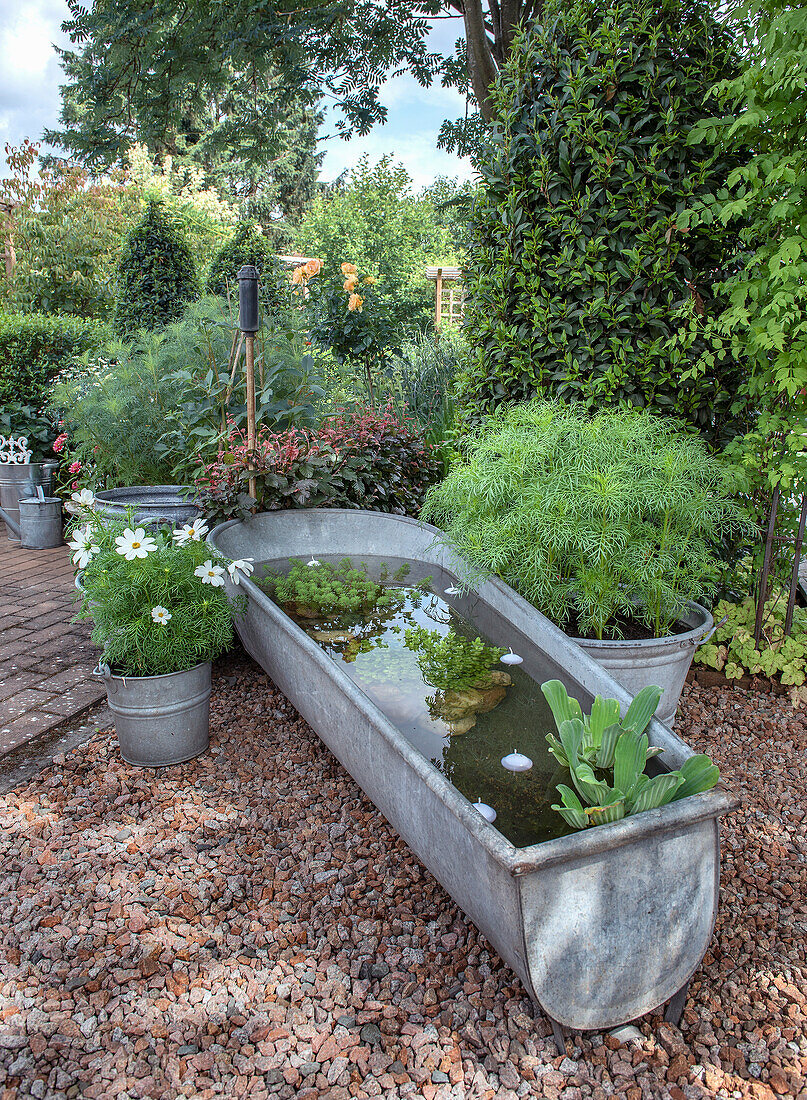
[754,487,780,647]
[245,334,257,502]
[784,491,807,636]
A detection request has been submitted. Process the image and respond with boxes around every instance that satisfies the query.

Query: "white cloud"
[0,0,69,148]
[321,126,474,190]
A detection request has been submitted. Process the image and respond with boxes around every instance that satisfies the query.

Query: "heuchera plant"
[198,404,442,521]
[694,588,807,708]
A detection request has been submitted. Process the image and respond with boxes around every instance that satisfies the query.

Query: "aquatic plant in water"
[271,558,417,618]
[404,625,505,691]
[540,680,720,829]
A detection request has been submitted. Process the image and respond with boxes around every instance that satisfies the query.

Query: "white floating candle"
[473,800,497,823]
[444,585,461,596]
[501,648,523,666]
[501,751,533,772]
[306,558,321,567]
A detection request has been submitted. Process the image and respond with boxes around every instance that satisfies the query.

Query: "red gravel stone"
[0,655,804,1100]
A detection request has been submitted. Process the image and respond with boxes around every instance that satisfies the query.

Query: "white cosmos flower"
[71,488,95,507]
[151,606,172,625]
[68,527,100,569]
[227,558,255,585]
[115,527,158,560]
[195,559,226,587]
[172,520,209,545]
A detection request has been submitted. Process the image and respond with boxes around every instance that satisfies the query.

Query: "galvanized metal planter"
[97,661,211,767]
[576,602,713,727]
[209,510,735,1037]
[0,461,58,541]
[92,485,201,529]
[18,495,64,549]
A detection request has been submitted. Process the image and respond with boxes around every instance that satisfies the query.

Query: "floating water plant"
[404,625,510,733]
[404,625,505,691]
[540,680,720,829]
[270,557,418,619]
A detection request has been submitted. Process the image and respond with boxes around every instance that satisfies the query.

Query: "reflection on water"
[259,555,581,848]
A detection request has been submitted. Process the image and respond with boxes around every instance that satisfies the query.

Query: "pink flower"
[69,461,82,474]
[53,433,68,453]
[71,481,78,490]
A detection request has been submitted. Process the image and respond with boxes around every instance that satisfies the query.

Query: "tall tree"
[46,6,324,221]
[44,0,532,169]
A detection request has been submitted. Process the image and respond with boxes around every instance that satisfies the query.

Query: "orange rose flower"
[340,262,357,276]
[343,274,359,292]
[291,266,306,285]
[304,258,322,277]
[347,293,364,312]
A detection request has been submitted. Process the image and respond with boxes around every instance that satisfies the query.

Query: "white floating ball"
[473,800,497,823]
[501,751,533,772]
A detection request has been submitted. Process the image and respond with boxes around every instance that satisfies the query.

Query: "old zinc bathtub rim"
[209,509,736,1030]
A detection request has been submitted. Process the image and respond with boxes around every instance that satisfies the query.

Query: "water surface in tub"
[258,554,579,847]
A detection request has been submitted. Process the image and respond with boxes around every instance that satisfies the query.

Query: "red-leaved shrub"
[198,404,443,521]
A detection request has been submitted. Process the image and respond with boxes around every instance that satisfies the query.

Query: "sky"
[0,0,474,191]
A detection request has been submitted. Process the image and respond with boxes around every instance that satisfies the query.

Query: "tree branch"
[463,0,499,119]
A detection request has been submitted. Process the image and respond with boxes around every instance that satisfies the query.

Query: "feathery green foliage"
[422,402,749,640]
[72,510,241,677]
[541,679,719,829]
[114,199,198,337]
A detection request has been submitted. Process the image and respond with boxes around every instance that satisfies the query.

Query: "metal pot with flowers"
[68,491,252,766]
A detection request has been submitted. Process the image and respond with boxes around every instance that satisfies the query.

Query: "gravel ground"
[0,653,805,1100]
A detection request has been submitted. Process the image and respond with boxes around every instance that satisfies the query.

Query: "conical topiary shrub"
[459,0,747,449]
[114,199,198,336]
[206,221,285,316]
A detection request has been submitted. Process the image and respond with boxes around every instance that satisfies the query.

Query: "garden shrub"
[205,220,284,313]
[113,199,199,336]
[0,312,109,407]
[459,0,747,448]
[52,297,322,490]
[199,405,443,521]
[421,401,748,640]
[694,588,807,707]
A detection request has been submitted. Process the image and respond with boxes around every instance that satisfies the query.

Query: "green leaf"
[541,679,583,727]
[613,728,647,795]
[673,755,720,800]
[629,772,684,813]
[621,685,663,735]
[552,784,588,830]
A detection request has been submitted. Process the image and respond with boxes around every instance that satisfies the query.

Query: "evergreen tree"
[460,0,748,448]
[114,200,198,336]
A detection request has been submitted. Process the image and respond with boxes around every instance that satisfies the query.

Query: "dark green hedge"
[0,312,110,407]
[460,0,749,449]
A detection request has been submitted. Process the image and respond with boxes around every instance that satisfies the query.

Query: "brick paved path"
[0,526,104,755]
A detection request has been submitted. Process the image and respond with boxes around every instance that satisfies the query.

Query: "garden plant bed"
[687,666,794,700]
[0,654,804,1100]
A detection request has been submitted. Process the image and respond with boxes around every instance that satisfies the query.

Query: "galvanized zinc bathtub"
[210,509,735,1040]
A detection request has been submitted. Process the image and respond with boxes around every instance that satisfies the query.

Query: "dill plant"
[422,402,748,640]
[73,509,243,676]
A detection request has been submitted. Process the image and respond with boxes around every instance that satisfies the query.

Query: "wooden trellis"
[425,266,464,331]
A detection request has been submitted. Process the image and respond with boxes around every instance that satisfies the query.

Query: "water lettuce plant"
[541,680,719,829]
[404,625,505,691]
